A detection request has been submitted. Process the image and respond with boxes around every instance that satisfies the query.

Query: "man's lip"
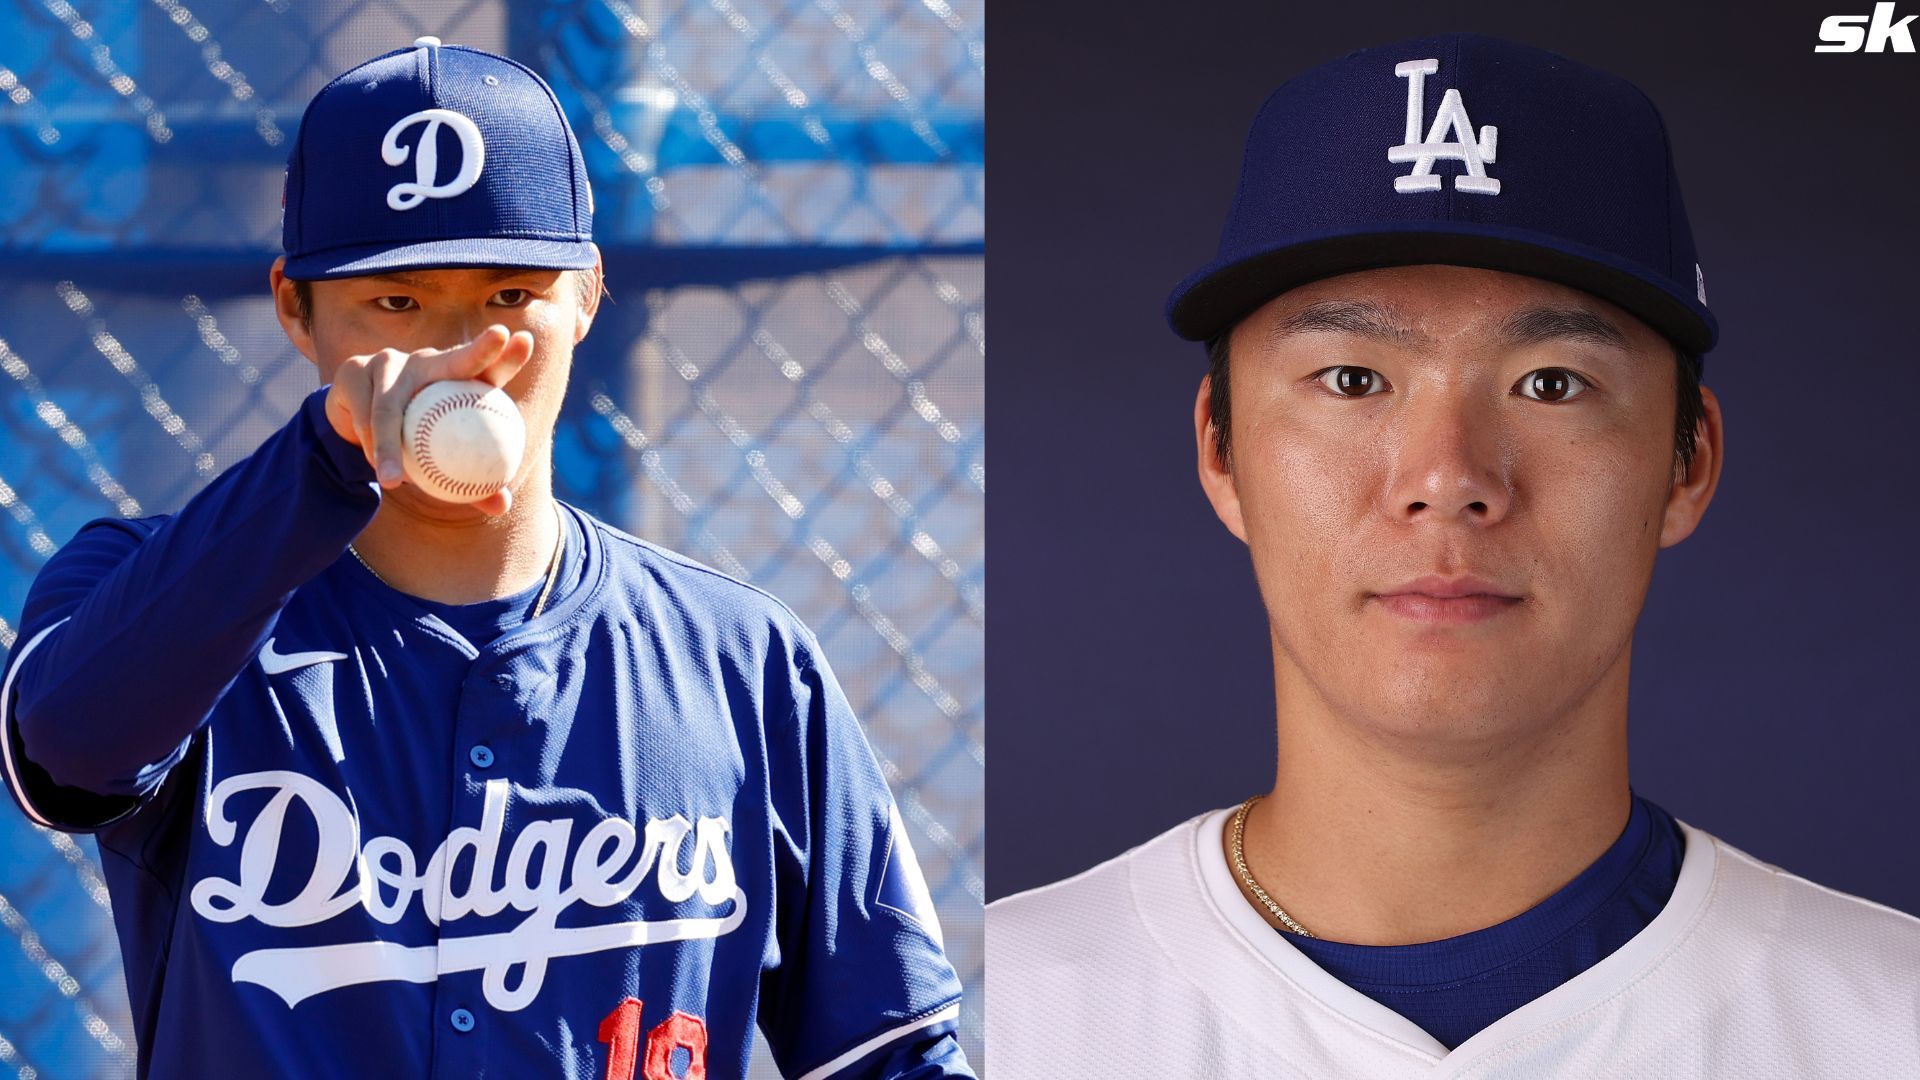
[1375,575,1522,600]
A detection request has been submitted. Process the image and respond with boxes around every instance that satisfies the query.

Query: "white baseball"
[400,379,526,504]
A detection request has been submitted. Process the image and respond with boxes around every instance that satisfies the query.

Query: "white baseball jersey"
[985,807,1920,1078]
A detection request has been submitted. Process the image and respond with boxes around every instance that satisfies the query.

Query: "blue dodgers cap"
[281,37,594,280]
[1167,33,1717,355]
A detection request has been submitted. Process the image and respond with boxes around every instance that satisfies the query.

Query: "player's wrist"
[304,383,381,492]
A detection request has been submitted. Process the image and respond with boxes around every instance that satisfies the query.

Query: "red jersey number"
[599,998,710,1080]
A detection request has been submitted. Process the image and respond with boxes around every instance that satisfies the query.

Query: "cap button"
[414,35,442,48]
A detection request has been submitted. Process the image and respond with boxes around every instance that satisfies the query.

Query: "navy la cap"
[281,37,595,281]
[1167,33,1716,355]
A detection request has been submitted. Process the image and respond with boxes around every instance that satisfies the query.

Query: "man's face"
[1198,264,1720,747]
[274,262,599,517]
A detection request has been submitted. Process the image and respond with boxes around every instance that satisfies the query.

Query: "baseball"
[400,379,526,503]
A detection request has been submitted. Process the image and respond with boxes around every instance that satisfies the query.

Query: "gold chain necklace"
[1230,795,1316,938]
[348,502,566,619]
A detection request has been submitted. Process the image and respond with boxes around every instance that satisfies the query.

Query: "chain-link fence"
[0,1,983,1075]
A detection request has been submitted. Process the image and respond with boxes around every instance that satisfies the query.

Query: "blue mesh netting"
[0,1,983,1075]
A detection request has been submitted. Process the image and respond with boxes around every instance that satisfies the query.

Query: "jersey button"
[450,1008,476,1033]
[469,744,494,769]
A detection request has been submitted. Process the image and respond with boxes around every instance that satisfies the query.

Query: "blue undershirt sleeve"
[0,384,380,832]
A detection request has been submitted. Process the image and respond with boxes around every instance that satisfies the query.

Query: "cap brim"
[283,237,598,281]
[1166,222,1717,355]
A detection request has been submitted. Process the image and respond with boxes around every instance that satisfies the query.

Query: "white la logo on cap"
[381,108,486,211]
[1389,59,1499,195]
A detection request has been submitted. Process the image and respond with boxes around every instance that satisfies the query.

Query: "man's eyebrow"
[1499,307,1632,353]
[1266,300,1429,348]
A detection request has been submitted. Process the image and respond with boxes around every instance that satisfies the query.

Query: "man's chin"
[1324,662,1558,745]
[1327,700,1551,757]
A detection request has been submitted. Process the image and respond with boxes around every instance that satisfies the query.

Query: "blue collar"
[407,503,583,649]
[1285,792,1686,1048]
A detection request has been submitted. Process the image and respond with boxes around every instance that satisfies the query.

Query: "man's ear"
[574,248,604,344]
[1658,383,1724,548]
[1195,373,1248,543]
[269,257,319,366]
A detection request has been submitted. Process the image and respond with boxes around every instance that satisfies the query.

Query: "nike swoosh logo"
[260,638,348,676]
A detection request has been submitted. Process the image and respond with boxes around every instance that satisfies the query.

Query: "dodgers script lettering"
[188,771,746,1011]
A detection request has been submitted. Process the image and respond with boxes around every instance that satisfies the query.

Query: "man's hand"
[324,325,534,517]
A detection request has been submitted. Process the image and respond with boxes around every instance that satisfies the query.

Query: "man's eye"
[493,288,532,307]
[373,296,417,312]
[1314,366,1388,398]
[1515,368,1589,402]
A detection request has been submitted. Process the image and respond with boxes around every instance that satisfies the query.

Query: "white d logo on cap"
[381,108,486,211]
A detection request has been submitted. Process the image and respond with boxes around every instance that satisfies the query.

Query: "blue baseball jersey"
[1,385,971,1080]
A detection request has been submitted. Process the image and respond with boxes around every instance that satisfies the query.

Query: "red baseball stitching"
[410,390,516,499]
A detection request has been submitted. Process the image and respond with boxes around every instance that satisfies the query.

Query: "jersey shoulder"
[55,511,169,555]
[16,514,169,630]
[1706,829,1920,990]
[93,513,170,538]
[581,512,819,647]
[986,815,1240,1077]
[986,814,1198,980]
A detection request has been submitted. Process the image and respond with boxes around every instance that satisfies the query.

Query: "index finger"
[470,329,535,391]
[409,324,515,386]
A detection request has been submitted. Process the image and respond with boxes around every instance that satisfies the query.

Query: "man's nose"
[1384,394,1512,525]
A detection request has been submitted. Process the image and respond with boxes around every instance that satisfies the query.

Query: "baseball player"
[986,33,1920,1077]
[1,39,972,1080]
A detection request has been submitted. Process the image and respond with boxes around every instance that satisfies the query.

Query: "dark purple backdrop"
[988,1,1920,910]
